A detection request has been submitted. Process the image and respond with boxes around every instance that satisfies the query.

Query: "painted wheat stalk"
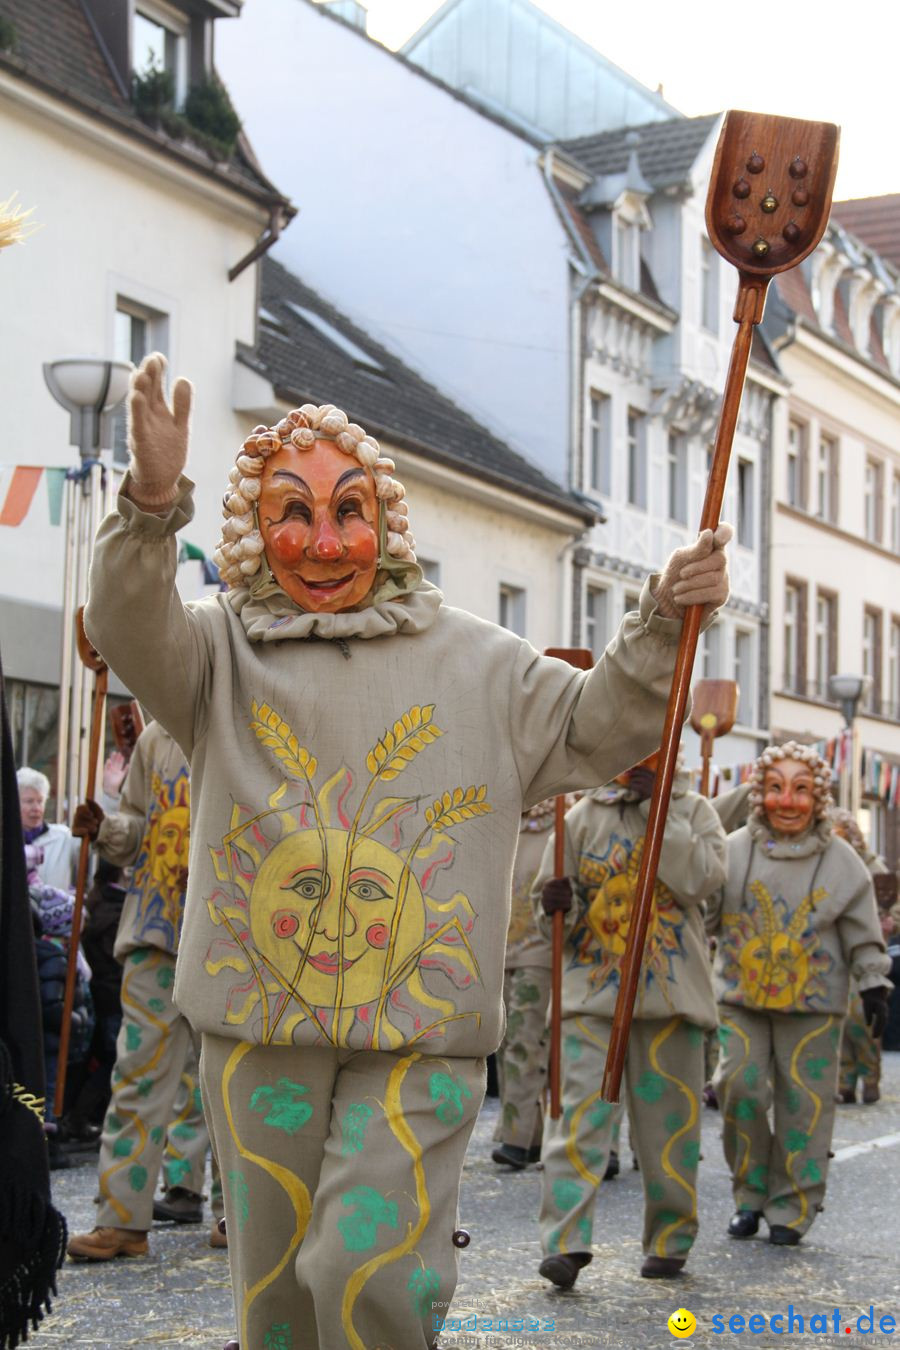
[0,193,38,249]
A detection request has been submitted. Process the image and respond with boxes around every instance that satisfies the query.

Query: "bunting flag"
[0,465,69,527]
[177,539,221,588]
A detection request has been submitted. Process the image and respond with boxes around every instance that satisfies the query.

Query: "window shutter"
[828,444,839,524]
[876,466,885,543]
[798,583,809,690]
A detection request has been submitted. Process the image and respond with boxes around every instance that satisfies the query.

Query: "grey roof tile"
[560,114,720,190]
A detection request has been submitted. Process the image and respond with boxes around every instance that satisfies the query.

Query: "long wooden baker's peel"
[543,646,592,1119]
[599,111,839,1104]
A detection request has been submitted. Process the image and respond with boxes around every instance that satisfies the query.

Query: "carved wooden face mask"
[257,439,380,613]
[762,758,816,836]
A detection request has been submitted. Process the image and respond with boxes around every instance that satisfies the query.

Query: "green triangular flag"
[178,540,206,563]
[45,467,67,526]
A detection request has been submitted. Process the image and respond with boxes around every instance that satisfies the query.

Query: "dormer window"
[134,2,188,105]
[611,190,650,293]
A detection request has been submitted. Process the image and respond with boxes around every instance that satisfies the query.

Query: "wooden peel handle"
[548,794,566,1119]
[599,280,764,1103]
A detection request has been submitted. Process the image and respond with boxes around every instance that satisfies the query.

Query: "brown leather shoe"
[641,1255,686,1278]
[862,1084,880,1104]
[209,1219,228,1249]
[67,1226,148,1261]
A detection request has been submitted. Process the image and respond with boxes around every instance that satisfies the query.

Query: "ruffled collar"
[230,578,443,643]
[747,814,833,859]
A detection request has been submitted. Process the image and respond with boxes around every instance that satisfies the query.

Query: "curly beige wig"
[212,404,415,589]
[749,740,834,822]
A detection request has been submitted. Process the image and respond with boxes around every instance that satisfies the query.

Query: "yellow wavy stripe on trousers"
[553,1019,609,1253]
[720,1017,753,1185]
[221,1042,312,1347]
[99,952,170,1223]
[785,1016,834,1231]
[342,1053,429,1350]
[649,1018,698,1257]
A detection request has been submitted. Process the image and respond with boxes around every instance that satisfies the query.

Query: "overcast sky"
[359,0,899,202]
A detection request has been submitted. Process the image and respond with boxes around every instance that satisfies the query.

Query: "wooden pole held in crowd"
[600,111,839,1104]
[543,646,593,1119]
[690,679,739,796]
[54,609,108,1119]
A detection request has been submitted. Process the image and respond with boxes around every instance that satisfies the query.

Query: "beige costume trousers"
[715,1005,840,1235]
[200,1035,485,1350]
[493,965,551,1149]
[96,949,213,1228]
[539,1015,702,1261]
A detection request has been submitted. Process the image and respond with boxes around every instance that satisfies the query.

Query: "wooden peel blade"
[690,678,739,796]
[543,646,593,1119]
[599,110,839,1103]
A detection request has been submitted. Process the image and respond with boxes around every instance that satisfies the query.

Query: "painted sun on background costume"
[204,701,492,1050]
[131,769,190,949]
[719,881,832,1010]
[569,836,685,1003]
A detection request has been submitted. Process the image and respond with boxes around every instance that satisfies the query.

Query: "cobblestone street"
[36,1055,900,1349]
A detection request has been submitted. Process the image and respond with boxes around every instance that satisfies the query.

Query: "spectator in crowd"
[18,767,79,890]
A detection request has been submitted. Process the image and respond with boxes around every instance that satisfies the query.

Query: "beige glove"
[126,352,193,510]
[653,522,732,620]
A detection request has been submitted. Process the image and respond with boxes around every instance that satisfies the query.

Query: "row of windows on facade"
[783,581,900,720]
[585,585,755,726]
[787,418,900,550]
[585,394,755,545]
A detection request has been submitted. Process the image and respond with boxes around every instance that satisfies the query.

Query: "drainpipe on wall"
[757,388,774,745]
[228,204,286,282]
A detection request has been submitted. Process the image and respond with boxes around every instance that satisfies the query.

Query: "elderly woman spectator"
[17,766,79,890]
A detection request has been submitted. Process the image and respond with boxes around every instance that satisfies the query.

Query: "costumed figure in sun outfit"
[83,354,730,1350]
[707,742,892,1246]
[533,755,726,1287]
[66,722,225,1259]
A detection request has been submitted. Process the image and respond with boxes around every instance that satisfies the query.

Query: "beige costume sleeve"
[511,580,692,808]
[836,858,893,993]
[85,478,212,757]
[95,733,153,868]
[640,792,728,908]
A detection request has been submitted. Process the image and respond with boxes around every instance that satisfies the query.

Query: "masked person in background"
[707,742,892,1246]
[66,721,224,1260]
[533,753,726,1286]
[83,354,730,1350]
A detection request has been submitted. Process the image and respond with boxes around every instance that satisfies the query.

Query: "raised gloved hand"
[861,987,889,1040]
[126,352,193,511]
[102,750,128,798]
[625,766,656,803]
[541,877,573,916]
[653,523,732,621]
[72,799,104,841]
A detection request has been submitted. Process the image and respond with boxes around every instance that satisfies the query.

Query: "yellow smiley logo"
[668,1308,697,1338]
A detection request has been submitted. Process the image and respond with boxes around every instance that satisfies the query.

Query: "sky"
[359,0,900,202]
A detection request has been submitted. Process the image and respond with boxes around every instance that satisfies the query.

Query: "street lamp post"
[44,358,131,820]
[828,673,868,817]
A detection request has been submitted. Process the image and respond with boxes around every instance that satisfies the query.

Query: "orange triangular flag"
[0,466,42,525]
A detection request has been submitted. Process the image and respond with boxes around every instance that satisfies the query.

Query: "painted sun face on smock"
[204,701,493,1050]
[568,833,684,1000]
[720,879,832,1011]
[249,828,426,1010]
[257,439,379,612]
[130,769,191,949]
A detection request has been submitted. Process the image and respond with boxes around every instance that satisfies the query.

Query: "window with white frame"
[702,625,720,679]
[786,419,807,508]
[587,392,611,496]
[815,433,839,524]
[863,607,882,713]
[813,590,837,698]
[627,408,647,510]
[889,617,900,720]
[737,458,754,547]
[584,585,609,659]
[113,297,169,462]
[666,433,687,524]
[783,580,806,694]
[700,237,718,333]
[734,629,753,724]
[133,4,188,103]
[498,584,526,637]
[891,473,900,554]
[865,458,884,543]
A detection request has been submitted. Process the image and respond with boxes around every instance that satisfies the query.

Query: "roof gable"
[561,113,720,191]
